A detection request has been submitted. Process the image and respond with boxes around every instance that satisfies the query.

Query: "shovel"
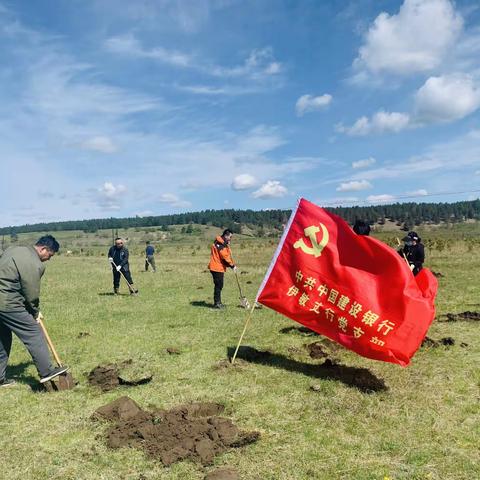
[234,270,251,309]
[110,259,138,294]
[37,313,76,391]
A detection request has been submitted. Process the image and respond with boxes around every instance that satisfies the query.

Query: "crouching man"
[0,235,68,387]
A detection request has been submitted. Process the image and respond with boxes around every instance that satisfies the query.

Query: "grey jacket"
[0,246,45,316]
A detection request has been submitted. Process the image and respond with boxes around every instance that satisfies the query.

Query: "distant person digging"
[208,229,237,309]
[0,235,69,387]
[108,238,138,295]
[398,231,425,276]
[145,241,156,272]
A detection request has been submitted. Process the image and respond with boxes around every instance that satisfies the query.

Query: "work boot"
[0,378,16,388]
[114,287,120,295]
[130,286,139,296]
[40,366,69,383]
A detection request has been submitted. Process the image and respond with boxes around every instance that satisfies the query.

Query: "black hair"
[222,229,233,237]
[36,235,60,252]
[353,220,371,236]
[114,237,123,242]
[146,241,150,244]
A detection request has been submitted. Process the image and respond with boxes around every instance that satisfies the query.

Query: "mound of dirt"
[205,468,239,480]
[94,397,260,466]
[432,271,444,278]
[166,348,181,355]
[246,281,252,284]
[213,358,248,371]
[421,336,456,348]
[442,311,480,322]
[197,286,204,290]
[78,332,90,338]
[88,360,152,392]
[240,271,249,275]
[304,339,344,359]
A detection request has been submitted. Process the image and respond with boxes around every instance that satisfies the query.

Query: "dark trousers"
[113,268,134,289]
[0,310,53,380]
[211,271,224,305]
[145,255,156,271]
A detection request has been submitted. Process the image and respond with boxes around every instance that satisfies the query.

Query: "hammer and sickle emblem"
[293,224,329,258]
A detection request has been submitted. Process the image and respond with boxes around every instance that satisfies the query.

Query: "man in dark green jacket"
[0,235,68,387]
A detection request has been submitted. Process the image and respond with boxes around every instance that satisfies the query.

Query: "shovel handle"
[37,314,63,367]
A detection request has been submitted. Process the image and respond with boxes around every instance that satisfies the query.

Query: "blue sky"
[1,0,479,227]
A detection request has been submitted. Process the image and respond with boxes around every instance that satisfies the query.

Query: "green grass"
[0,229,479,479]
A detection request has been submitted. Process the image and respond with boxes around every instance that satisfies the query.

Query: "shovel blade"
[44,372,77,392]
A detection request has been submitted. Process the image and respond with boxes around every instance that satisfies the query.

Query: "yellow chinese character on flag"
[370,336,385,347]
[337,295,350,310]
[324,308,335,322]
[309,302,323,314]
[295,270,303,283]
[353,326,364,338]
[327,289,339,304]
[338,316,348,332]
[348,301,362,318]
[377,320,395,335]
[304,277,316,290]
[298,292,309,306]
[362,310,379,327]
[287,286,300,297]
[317,284,329,296]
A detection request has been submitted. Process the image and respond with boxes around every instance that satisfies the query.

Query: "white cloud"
[336,180,372,192]
[295,94,332,116]
[136,210,154,217]
[337,111,410,136]
[407,189,428,196]
[252,180,288,199]
[96,182,127,210]
[352,157,376,169]
[231,174,258,191]
[106,35,282,82]
[415,74,480,123]
[105,33,193,67]
[367,194,395,203]
[158,193,191,208]
[354,0,463,77]
[81,136,117,154]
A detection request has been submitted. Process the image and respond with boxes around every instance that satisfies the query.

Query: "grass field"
[0,226,479,479]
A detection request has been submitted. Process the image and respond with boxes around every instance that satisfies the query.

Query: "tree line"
[1,199,479,235]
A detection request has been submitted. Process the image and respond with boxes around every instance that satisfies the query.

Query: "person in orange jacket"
[208,229,236,309]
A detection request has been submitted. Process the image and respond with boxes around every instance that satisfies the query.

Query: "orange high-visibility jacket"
[208,236,235,272]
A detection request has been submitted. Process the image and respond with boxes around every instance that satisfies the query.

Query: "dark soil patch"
[197,286,204,290]
[88,360,152,392]
[78,332,90,338]
[205,468,239,480]
[246,281,252,284]
[440,311,480,322]
[213,359,247,370]
[421,336,456,348]
[432,271,444,278]
[165,269,173,272]
[94,397,260,466]
[166,348,181,355]
[279,325,319,336]
[240,271,249,275]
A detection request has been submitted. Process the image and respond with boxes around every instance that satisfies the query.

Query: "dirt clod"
[166,348,181,355]
[205,468,239,480]
[78,332,90,338]
[213,359,247,370]
[88,361,152,391]
[95,398,260,466]
[304,339,344,359]
[442,311,480,322]
[197,286,204,290]
[432,271,444,278]
[421,336,456,348]
[246,281,252,284]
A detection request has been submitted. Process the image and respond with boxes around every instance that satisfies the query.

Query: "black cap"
[402,231,420,242]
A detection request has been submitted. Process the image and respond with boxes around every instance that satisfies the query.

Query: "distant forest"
[1,199,479,235]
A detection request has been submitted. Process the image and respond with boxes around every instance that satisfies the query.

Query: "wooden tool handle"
[37,315,63,367]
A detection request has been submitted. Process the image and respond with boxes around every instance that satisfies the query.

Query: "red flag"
[256,198,438,366]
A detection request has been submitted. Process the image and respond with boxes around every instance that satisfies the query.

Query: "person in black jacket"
[108,238,138,295]
[353,220,371,236]
[398,231,424,276]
